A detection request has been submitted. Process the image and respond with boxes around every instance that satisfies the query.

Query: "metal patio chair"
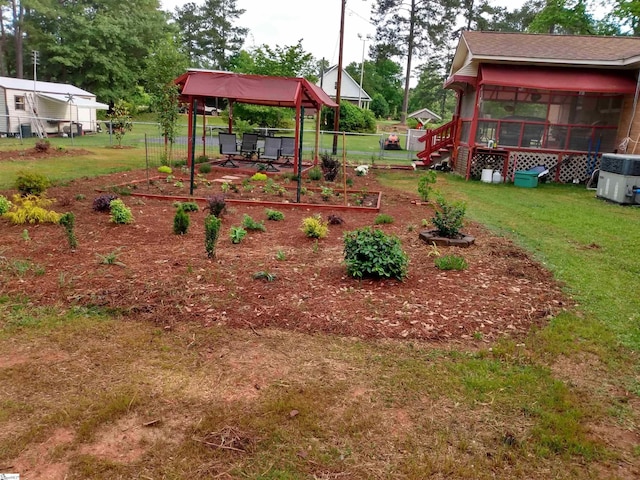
[258,137,282,172]
[240,133,259,160]
[279,137,295,167]
[218,132,241,167]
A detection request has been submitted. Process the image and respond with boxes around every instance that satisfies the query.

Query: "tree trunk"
[11,0,23,78]
[0,6,8,76]
[400,0,416,125]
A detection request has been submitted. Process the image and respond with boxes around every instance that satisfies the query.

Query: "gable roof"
[176,69,338,109]
[408,108,441,122]
[318,65,372,101]
[0,76,95,97]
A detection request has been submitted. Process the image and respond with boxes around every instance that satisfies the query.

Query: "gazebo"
[175,69,338,174]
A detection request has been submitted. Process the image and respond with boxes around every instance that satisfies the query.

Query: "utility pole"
[332,0,346,155]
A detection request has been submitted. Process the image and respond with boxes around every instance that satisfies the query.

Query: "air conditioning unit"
[596,153,640,205]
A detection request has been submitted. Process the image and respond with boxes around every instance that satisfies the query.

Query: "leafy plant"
[206,194,226,217]
[174,201,199,212]
[173,207,190,235]
[106,100,133,147]
[109,199,134,224]
[251,172,268,182]
[374,213,394,225]
[173,181,184,188]
[418,171,437,202]
[158,165,172,174]
[3,194,61,224]
[253,270,276,281]
[21,229,30,242]
[96,248,126,267]
[75,194,86,201]
[301,215,329,239]
[0,195,12,215]
[321,152,340,181]
[221,182,231,193]
[327,214,344,225]
[346,177,354,187]
[265,209,285,221]
[15,172,51,196]
[242,214,266,232]
[230,226,247,244]
[199,163,212,174]
[275,249,286,261]
[308,167,322,181]
[59,212,78,249]
[435,254,468,271]
[320,186,334,201]
[205,214,222,258]
[92,194,118,212]
[343,227,408,281]
[34,139,51,152]
[195,155,209,164]
[432,198,466,238]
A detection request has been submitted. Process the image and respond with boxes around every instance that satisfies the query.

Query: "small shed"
[0,76,108,137]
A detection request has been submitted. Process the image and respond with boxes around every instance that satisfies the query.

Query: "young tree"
[107,101,133,147]
[527,0,596,34]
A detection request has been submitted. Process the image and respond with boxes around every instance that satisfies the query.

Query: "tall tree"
[528,0,596,34]
[605,0,640,35]
[345,58,403,117]
[370,0,460,125]
[233,41,317,80]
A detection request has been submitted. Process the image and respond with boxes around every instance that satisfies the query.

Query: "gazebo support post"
[228,100,234,133]
[296,107,305,203]
[187,97,194,168]
[202,106,206,158]
[314,111,321,166]
[190,100,197,196]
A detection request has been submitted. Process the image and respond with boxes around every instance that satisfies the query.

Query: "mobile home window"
[15,96,25,110]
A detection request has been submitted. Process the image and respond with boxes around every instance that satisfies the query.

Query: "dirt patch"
[12,428,74,480]
[0,147,92,162]
[0,168,571,342]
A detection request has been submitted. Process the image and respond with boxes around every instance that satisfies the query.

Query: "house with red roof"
[418,31,640,182]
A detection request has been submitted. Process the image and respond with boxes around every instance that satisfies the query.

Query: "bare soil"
[0,167,571,342]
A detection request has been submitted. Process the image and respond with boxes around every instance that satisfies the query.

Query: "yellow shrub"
[3,194,61,224]
[300,215,329,239]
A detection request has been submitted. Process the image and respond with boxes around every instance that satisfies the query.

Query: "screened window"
[15,95,25,110]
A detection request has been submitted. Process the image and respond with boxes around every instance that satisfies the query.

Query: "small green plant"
[21,229,30,242]
[251,172,268,182]
[426,241,441,258]
[253,270,276,281]
[173,207,190,235]
[3,194,61,224]
[14,171,51,196]
[275,249,286,261]
[308,167,322,181]
[205,214,222,258]
[173,181,184,188]
[75,193,86,201]
[109,199,134,224]
[346,177,354,187]
[221,182,231,193]
[59,212,78,249]
[96,248,125,267]
[265,209,285,221]
[165,174,175,183]
[301,214,329,239]
[195,155,208,164]
[432,198,466,238]
[312,239,319,253]
[320,186,334,201]
[230,226,247,244]
[242,214,266,232]
[0,195,12,215]
[374,213,394,225]
[174,201,199,212]
[417,171,437,202]
[206,195,226,217]
[343,227,408,281]
[158,165,172,174]
[198,163,212,174]
[434,254,468,271]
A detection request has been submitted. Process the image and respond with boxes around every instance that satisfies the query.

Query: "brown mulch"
[0,167,571,343]
[0,146,92,161]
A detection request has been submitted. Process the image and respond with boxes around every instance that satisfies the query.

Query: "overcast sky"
[160,0,525,70]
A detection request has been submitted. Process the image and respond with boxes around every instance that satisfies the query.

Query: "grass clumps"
[265,209,285,221]
[374,213,394,225]
[59,212,78,249]
[199,163,212,174]
[434,254,468,271]
[242,214,266,232]
[344,227,408,281]
[15,171,51,196]
[308,167,322,181]
[301,215,329,239]
[109,199,133,224]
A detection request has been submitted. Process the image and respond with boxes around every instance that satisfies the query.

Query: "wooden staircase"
[25,93,47,139]
[415,119,455,168]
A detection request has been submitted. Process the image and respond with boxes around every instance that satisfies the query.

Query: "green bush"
[158,165,172,174]
[242,214,266,232]
[308,167,322,181]
[251,172,268,182]
[432,199,466,238]
[418,171,437,202]
[109,199,133,224]
[0,195,11,215]
[15,171,51,196]
[205,214,221,258]
[265,209,285,221]
[59,212,78,249]
[230,226,247,244]
[301,215,328,239]
[370,93,390,119]
[173,207,190,235]
[434,254,468,271]
[374,213,394,225]
[174,201,199,212]
[343,227,408,281]
[199,163,212,174]
[323,101,376,133]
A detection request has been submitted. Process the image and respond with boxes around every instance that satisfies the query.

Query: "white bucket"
[492,170,503,183]
[481,168,493,183]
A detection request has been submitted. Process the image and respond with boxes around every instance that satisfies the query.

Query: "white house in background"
[318,66,372,109]
[0,76,108,137]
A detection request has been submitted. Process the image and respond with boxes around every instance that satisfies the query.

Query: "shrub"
[432,199,466,238]
[320,186,334,201]
[198,163,212,174]
[374,213,394,225]
[109,198,134,224]
[301,215,328,239]
[173,207,190,235]
[435,254,468,271]
[3,194,61,224]
[230,226,247,244]
[59,212,78,249]
[195,155,208,164]
[206,194,226,217]
[251,172,268,182]
[158,165,172,174]
[205,214,221,258]
[0,195,12,215]
[253,270,276,281]
[308,167,322,181]
[321,153,340,181]
[242,214,266,232]
[343,227,408,281]
[15,171,51,196]
[327,214,344,225]
[174,201,199,212]
[418,171,437,202]
[93,194,118,212]
[265,209,285,221]
[34,139,51,152]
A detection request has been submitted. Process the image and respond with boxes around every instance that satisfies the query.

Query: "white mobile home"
[0,76,108,137]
